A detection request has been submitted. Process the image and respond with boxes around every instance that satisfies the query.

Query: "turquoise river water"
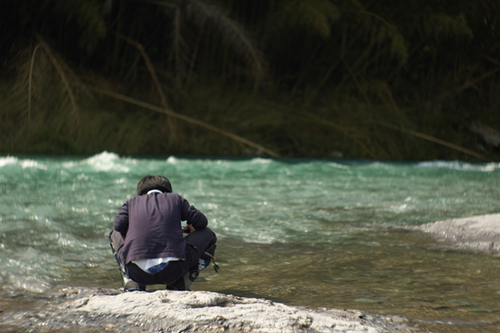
[0,152,499,332]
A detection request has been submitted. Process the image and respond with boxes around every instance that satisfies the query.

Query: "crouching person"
[109,175,217,291]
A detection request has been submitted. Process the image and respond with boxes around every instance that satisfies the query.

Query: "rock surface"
[416,213,500,252]
[0,287,417,333]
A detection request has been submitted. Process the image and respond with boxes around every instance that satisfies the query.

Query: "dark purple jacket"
[114,192,207,264]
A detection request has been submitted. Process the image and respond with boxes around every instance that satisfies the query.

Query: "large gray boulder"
[1,287,415,332]
[416,213,500,252]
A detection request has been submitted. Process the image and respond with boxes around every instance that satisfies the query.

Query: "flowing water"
[1,152,499,332]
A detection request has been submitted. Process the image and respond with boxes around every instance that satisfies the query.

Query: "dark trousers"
[110,227,217,286]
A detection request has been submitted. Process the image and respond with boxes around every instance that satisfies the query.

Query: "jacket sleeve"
[114,202,130,239]
[180,195,208,230]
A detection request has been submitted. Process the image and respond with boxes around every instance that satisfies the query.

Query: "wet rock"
[0,287,418,332]
[416,213,500,252]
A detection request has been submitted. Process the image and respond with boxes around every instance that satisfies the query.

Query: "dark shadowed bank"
[1,0,500,161]
[1,214,498,333]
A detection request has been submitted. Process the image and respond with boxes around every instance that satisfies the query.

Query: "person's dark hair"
[137,175,172,196]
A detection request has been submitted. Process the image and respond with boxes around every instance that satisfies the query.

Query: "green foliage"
[0,0,499,160]
[272,0,340,38]
[13,0,108,55]
[375,23,408,63]
[52,0,108,53]
[184,0,266,82]
[426,13,473,40]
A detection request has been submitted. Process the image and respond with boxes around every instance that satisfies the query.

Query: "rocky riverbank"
[0,287,417,333]
[415,213,500,252]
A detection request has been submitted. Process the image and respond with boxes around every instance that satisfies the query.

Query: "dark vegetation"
[1,0,499,160]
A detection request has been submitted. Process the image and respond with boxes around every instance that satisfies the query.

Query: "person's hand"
[183,224,195,234]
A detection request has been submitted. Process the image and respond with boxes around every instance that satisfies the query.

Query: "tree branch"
[89,86,281,158]
[35,34,79,115]
[371,121,491,161]
[117,34,170,110]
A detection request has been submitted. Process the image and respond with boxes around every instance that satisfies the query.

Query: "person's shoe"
[123,274,146,292]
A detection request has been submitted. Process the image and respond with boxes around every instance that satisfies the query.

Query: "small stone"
[73,298,89,308]
[392,316,406,323]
